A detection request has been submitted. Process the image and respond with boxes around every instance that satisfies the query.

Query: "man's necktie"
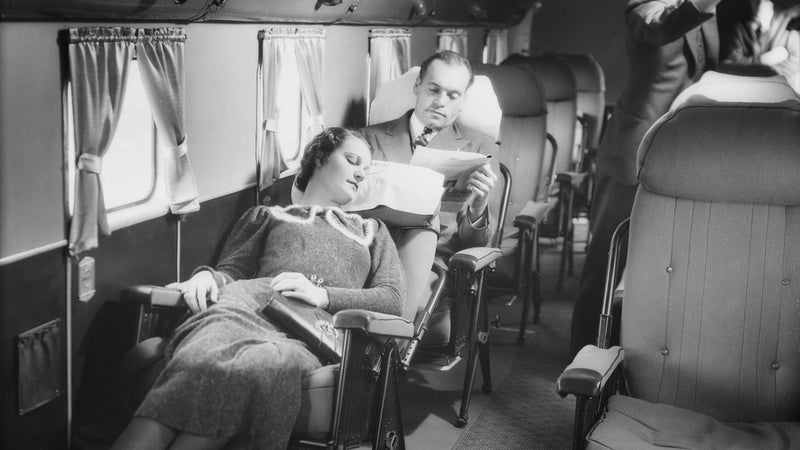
[413,127,433,149]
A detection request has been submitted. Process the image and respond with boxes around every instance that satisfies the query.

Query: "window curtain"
[67,27,135,255]
[368,28,411,102]
[257,27,326,191]
[438,28,468,56]
[295,28,327,137]
[484,29,509,65]
[135,28,199,215]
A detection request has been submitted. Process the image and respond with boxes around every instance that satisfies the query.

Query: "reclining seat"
[552,53,605,223]
[503,53,585,290]
[471,62,556,344]
[119,225,434,449]
[368,66,510,426]
[556,72,800,449]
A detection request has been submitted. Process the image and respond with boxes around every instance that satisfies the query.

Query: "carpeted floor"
[453,238,581,450]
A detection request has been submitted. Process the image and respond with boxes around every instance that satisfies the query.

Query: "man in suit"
[363,50,498,329]
[570,0,722,357]
[363,50,498,259]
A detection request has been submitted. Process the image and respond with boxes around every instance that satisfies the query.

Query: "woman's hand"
[270,272,330,309]
[166,270,218,314]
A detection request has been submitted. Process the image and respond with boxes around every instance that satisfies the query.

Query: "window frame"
[64,55,169,232]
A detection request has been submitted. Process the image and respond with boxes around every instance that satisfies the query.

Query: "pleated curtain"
[67,27,135,255]
[67,26,199,255]
[438,28,468,56]
[257,27,326,190]
[484,29,509,65]
[368,28,411,102]
[135,28,199,215]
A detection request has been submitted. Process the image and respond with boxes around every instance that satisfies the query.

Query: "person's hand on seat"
[270,272,330,309]
[166,270,218,313]
[466,162,497,222]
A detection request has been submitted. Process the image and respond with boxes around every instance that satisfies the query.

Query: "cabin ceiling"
[0,0,535,26]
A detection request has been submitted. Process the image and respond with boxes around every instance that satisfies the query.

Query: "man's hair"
[418,50,475,88]
[295,127,370,192]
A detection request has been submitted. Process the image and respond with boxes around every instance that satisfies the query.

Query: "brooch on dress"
[310,274,324,288]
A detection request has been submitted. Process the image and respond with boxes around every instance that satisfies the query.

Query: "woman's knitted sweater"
[202,204,406,315]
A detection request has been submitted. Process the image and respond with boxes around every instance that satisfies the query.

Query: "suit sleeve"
[626,0,718,46]
[453,134,499,250]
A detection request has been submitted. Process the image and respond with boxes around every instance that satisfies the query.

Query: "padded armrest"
[557,345,624,398]
[333,309,414,339]
[556,171,588,188]
[121,285,184,308]
[449,247,503,272]
[514,200,553,230]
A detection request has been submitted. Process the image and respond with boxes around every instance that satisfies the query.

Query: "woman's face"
[314,136,371,205]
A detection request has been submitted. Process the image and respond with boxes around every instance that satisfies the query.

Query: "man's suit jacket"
[363,110,498,258]
[598,0,719,186]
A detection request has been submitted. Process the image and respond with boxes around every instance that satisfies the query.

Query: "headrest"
[551,53,605,93]
[671,71,799,110]
[369,66,502,140]
[502,53,576,102]
[638,82,800,205]
[472,63,546,116]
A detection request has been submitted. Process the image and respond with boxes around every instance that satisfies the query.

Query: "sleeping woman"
[112,127,406,450]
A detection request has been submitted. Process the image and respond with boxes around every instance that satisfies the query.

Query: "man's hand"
[166,270,217,314]
[270,272,330,309]
[760,47,789,66]
[466,162,498,220]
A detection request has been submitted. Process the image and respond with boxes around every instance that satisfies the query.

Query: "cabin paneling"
[0,23,66,260]
[180,188,255,281]
[0,248,68,449]
[184,23,262,200]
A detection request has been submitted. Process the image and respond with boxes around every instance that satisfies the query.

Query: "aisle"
[400,230,586,450]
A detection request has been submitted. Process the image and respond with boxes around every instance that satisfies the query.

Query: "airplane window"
[276,61,311,171]
[66,59,166,226]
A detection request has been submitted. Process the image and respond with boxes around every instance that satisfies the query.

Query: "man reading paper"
[363,50,499,259]
[363,50,499,340]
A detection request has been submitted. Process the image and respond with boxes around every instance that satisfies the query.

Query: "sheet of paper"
[409,146,491,183]
[410,146,491,212]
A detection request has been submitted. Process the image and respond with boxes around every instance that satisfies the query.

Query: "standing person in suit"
[363,50,498,332]
[570,0,723,358]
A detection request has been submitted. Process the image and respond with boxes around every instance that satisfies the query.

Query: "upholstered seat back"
[553,53,605,152]
[504,54,577,182]
[622,74,800,423]
[473,62,548,224]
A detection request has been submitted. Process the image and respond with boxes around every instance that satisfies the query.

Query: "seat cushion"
[293,364,339,438]
[587,395,800,450]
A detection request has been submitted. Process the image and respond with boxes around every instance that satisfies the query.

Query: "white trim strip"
[0,240,68,267]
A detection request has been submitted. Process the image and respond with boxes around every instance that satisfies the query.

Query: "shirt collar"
[410,111,438,141]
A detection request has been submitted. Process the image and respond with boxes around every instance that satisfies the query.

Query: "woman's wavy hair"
[295,127,370,192]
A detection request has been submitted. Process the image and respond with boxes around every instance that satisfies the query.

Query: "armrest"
[121,285,184,308]
[556,171,588,188]
[449,247,503,272]
[557,345,624,398]
[513,200,553,230]
[333,309,414,339]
